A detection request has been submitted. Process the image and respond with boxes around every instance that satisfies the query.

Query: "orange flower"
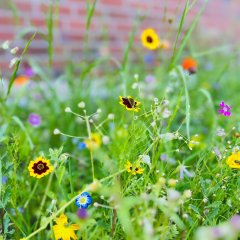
[14,75,29,86]
[182,57,197,74]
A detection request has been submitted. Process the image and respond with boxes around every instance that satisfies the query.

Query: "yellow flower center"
[80,197,87,204]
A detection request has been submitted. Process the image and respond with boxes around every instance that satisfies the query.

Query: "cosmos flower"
[182,57,197,74]
[28,113,42,127]
[28,156,54,178]
[218,102,231,116]
[53,214,79,240]
[226,152,240,169]
[125,161,144,175]
[13,75,29,86]
[84,133,101,150]
[75,192,92,209]
[119,96,140,112]
[141,29,160,50]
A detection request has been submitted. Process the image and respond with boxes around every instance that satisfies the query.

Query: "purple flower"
[24,67,34,78]
[218,102,231,116]
[144,53,155,65]
[77,208,88,219]
[230,215,240,230]
[28,113,42,127]
[145,75,156,84]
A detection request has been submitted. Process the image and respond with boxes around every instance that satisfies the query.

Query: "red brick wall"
[0,0,239,72]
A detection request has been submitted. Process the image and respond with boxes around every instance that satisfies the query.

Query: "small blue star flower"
[75,192,92,209]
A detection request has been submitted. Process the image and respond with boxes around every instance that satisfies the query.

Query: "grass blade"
[176,66,190,139]
[6,32,36,98]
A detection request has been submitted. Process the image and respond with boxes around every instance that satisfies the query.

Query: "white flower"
[162,108,171,118]
[1,40,10,50]
[53,129,60,135]
[10,47,19,54]
[139,155,151,168]
[9,57,19,68]
[108,114,114,120]
[102,136,110,145]
[78,101,85,108]
[65,107,71,112]
[216,128,226,137]
[159,133,176,141]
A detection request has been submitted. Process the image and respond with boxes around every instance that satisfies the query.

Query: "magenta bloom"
[218,102,231,116]
[24,67,34,78]
[28,113,41,127]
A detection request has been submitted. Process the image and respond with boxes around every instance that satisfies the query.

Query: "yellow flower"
[28,156,53,178]
[141,28,160,50]
[125,161,144,175]
[119,96,140,112]
[84,133,102,150]
[227,152,240,169]
[53,214,80,240]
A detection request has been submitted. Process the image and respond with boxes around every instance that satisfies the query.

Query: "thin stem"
[23,169,125,239]
[84,110,95,181]
[23,181,39,209]
[34,162,57,230]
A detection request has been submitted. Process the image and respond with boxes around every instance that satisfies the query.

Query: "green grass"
[1,0,240,239]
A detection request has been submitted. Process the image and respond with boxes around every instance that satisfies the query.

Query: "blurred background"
[0,0,239,73]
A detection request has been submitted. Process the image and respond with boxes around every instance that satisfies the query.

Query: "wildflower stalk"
[34,162,57,230]
[23,170,125,239]
[23,181,39,209]
[84,110,95,181]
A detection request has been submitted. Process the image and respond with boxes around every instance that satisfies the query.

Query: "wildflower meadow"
[1,0,240,239]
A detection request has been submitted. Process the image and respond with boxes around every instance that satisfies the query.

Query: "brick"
[100,0,122,5]
[15,1,32,12]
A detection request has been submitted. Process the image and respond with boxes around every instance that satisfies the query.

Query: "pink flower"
[218,101,231,116]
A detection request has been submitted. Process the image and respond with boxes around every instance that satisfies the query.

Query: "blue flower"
[78,142,87,150]
[2,176,7,184]
[75,192,92,209]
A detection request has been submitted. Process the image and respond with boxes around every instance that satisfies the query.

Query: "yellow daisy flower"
[28,156,53,178]
[125,161,144,175]
[84,133,102,150]
[53,214,80,240]
[226,152,240,169]
[119,96,140,112]
[141,28,160,50]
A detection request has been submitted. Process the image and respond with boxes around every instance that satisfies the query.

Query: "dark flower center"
[130,166,132,171]
[122,97,137,109]
[37,163,44,170]
[32,160,49,175]
[234,160,240,165]
[135,168,139,171]
[146,36,153,43]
